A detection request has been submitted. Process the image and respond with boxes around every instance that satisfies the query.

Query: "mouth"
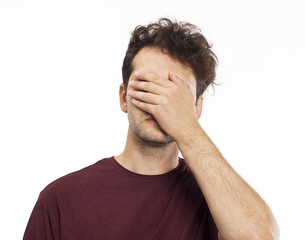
[146,115,156,121]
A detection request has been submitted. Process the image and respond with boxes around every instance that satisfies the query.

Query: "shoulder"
[39,157,114,201]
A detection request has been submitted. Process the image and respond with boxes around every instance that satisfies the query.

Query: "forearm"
[177,124,279,240]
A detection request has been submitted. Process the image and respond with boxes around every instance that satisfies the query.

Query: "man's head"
[122,18,218,104]
[119,18,218,146]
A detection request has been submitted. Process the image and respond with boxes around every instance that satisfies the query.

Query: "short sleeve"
[23,193,59,240]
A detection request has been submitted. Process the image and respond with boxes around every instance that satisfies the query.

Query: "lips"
[146,115,156,121]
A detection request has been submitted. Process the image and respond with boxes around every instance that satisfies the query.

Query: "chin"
[138,130,175,145]
[129,117,174,145]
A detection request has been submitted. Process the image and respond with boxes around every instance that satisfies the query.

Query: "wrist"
[175,121,203,147]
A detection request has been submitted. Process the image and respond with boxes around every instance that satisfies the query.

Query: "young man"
[23,18,279,239]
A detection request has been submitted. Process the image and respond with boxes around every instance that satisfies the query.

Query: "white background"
[1,0,304,239]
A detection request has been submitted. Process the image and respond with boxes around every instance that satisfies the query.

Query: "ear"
[195,95,204,120]
[119,83,128,113]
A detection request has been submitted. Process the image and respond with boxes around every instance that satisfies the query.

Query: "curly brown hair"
[122,18,218,104]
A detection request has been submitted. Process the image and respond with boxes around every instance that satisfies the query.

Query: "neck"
[115,127,180,175]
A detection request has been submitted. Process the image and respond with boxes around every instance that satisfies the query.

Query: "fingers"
[128,71,172,96]
[132,71,172,88]
[128,70,193,107]
[130,98,155,114]
[128,89,161,105]
[128,80,164,95]
[168,71,192,91]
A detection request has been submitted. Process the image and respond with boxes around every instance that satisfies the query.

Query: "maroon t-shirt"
[23,156,218,239]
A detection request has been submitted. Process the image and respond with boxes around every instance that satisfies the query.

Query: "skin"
[115,47,279,239]
[115,47,201,175]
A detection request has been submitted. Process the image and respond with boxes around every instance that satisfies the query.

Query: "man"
[23,18,279,239]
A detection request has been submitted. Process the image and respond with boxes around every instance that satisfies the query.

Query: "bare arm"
[127,70,279,239]
[176,124,280,240]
